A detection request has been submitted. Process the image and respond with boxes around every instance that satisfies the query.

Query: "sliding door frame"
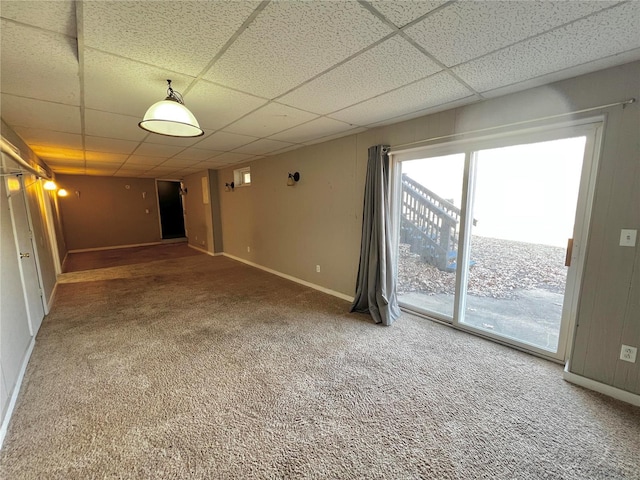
[390,116,605,362]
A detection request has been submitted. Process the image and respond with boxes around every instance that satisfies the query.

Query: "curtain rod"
[1,136,52,180]
[390,97,636,151]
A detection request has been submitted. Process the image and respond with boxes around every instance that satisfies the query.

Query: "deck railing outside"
[400,174,461,271]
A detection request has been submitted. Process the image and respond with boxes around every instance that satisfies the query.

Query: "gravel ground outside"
[398,236,568,299]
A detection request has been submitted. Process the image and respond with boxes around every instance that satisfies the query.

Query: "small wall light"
[225,182,235,192]
[57,189,69,197]
[43,180,57,190]
[7,177,21,193]
[287,172,300,186]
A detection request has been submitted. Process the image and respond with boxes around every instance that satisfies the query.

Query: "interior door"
[157,180,186,240]
[1,174,33,419]
[6,175,45,335]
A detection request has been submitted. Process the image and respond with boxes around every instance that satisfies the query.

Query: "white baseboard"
[563,363,640,407]
[222,253,354,303]
[45,281,58,314]
[68,242,161,253]
[0,338,36,450]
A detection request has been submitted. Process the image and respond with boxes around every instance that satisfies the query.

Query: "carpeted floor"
[62,241,199,272]
[1,246,639,479]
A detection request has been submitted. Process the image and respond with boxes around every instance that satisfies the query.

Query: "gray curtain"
[350,145,401,325]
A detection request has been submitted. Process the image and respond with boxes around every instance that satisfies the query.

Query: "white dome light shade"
[139,99,204,137]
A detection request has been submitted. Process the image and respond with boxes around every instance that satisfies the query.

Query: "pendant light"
[139,80,204,137]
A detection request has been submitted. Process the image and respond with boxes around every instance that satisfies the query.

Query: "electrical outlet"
[620,345,637,363]
[316,265,321,273]
[247,246,250,253]
[619,229,637,247]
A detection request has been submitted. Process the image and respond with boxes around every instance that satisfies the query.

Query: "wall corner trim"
[46,282,58,313]
[563,363,640,407]
[0,338,36,450]
[187,244,216,257]
[221,252,354,303]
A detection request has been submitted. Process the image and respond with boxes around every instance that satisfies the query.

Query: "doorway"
[5,174,46,335]
[156,180,186,240]
[393,121,602,361]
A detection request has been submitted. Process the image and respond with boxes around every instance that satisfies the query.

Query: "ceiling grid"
[0,0,638,178]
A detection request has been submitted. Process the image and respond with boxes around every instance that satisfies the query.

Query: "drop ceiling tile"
[84,137,140,155]
[204,1,393,98]
[366,96,478,128]
[302,127,368,146]
[452,2,640,93]
[173,148,223,162]
[113,169,148,177]
[329,72,474,126]
[159,158,200,168]
[84,152,128,163]
[125,155,167,167]
[172,169,203,178]
[225,103,317,137]
[82,1,260,76]
[85,161,124,170]
[13,127,83,150]
[116,165,151,172]
[405,1,620,67]
[84,110,147,141]
[0,20,80,104]
[83,49,195,117]
[278,36,441,115]
[0,0,76,36]
[481,48,640,100]
[133,142,185,157]
[30,147,84,161]
[368,1,447,28]
[139,132,203,147]
[193,160,228,169]
[195,131,259,151]
[146,167,180,175]
[266,144,302,156]
[1,95,81,133]
[233,139,295,155]
[269,117,359,144]
[209,152,254,164]
[185,81,268,131]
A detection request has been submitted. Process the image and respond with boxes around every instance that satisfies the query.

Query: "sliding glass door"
[393,122,602,360]
[398,153,464,320]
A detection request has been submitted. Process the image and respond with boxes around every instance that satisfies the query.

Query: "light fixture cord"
[166,79,185,105]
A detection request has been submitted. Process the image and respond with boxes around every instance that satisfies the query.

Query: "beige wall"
[218,135,364,295]
[218,61,640,395]
[56,175,162,251]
